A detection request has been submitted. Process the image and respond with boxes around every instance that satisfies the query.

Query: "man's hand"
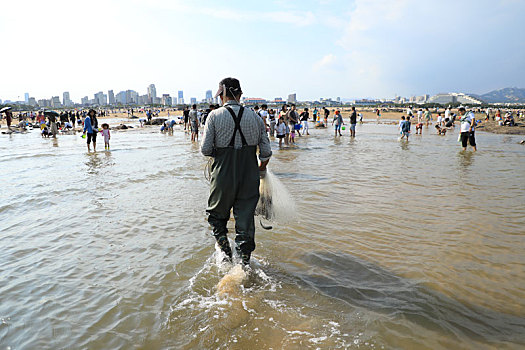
[259,159,269,172]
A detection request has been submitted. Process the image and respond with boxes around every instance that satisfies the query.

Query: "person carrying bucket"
[201,77,272,266]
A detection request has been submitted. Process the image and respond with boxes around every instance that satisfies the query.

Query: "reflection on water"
[84,151,115,175]
[457,149,475,170]
[0,123,524,349]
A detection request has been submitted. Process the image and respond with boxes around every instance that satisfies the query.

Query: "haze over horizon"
[1,0,524,102]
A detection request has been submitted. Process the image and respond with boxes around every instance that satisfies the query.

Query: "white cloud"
[314,54,337,70]
[333,0,525,97]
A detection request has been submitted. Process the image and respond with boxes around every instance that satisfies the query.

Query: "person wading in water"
[201,77,272,266]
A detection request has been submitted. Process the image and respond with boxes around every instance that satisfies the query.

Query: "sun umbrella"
[0,106,12,113]
[44,111,59,117]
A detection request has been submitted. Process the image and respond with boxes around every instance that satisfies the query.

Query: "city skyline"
[6,82,490,108]
[1,1,524,102]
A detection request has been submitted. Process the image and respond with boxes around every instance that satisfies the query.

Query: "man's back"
[201,102,271,157]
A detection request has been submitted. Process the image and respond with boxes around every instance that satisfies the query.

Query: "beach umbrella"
[44,110,59,117]
[0,106,12,113]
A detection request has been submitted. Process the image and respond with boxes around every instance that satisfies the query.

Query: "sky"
[1,0,524,102]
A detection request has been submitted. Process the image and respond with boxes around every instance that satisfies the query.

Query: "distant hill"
[476,87,525,103]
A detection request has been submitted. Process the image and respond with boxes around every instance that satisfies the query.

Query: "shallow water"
[1,121,524,349]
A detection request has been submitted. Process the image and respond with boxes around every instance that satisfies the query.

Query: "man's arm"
[200,114,215,156]
[257,118,272,169]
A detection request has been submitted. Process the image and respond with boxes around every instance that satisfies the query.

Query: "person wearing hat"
[83,109,99,152]
[201,77,272,266]
[458,107,477,151]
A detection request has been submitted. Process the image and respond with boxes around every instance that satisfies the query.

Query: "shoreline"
[1,110,525,135]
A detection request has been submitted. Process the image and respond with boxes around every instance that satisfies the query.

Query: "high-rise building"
[108,90,115,105]
[38,99,50,107]
[205,90,213,102]
[162,94,172,106]
[81,96,89,105]
[148,84,157,103]
[63,92,71,106]
[190,97,197,104]
[94,91,107,105]
[28,97,37,106]
[51,96,61,108]
[129,90,139,104]
[116,91,126,104]
[287,93,297,104]
[24,93,29,104]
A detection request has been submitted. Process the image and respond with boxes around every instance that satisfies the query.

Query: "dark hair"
[254,105,259,110]
[458,107,466,112]
[352,106,356,111]
[88,109,96,116]
[304,108,308,111]
[435,124,440,129]
[219,77,242,98]
[290,103,296,108]
[401,116,405,120]
[261,104,267,109]
[192,104,197,109]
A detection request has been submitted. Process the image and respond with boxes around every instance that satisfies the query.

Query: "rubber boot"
[216,235,232,262]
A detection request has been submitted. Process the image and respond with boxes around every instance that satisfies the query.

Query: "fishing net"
[255,174,274,221]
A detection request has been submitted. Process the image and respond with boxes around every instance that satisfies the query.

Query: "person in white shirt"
[258,104,269,133]
[444,107,451,126]
[437,113,443,125]
[458,107,477,151]
[275,117,286,147]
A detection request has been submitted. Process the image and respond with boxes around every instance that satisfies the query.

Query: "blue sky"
[1,0,524,102]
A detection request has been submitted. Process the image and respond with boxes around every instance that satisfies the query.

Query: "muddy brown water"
[1,120,524,349]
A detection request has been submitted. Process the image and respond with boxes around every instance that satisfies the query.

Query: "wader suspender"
[225,106,248,147]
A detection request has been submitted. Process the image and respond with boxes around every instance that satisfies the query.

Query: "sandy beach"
[2,107,524,135]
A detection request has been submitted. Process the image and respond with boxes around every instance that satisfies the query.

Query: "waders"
[207,106,260,265]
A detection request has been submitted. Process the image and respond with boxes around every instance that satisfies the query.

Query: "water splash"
[216,264,248,296]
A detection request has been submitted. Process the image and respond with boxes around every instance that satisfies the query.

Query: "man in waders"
[201,77,272,265]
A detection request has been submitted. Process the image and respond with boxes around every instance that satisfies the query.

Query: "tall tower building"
[94,91,107,105]
[63,92,71,106]
[24,93,29,103]
[205,90,212,102]
[178,90,183,104]
[108,90,115,105]
[147,84,157,103]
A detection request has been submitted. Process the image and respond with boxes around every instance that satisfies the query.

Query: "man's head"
[261,104,268,110]
[458,107,466,115]
[352,106,355,111]
[401,116,406,120]
[192,104,197,110]
[254,105,259,111]
[290,104,296,110]
[214,77,243,103]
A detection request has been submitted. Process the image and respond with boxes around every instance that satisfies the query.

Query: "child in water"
[399,116,411,140]
[276,117,286,147]
[435,124,447,135]
[101,123,111,149]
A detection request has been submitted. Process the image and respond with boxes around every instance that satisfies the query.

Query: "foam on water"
[216,264,247,296]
